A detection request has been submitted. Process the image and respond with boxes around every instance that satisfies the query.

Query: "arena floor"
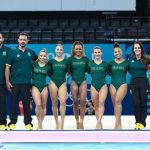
[1,116,150,149]
[4,115,150,130]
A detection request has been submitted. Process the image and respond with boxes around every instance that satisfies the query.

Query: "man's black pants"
[9,84,32,126]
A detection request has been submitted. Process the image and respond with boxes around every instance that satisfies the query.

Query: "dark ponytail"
[57,41,63,45]
[113,42,120,48]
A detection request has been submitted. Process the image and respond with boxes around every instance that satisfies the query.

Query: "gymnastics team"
[0,32,150,130]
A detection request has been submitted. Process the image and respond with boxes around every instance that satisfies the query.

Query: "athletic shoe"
[0,125,7,130]
[25,124,33,130]
[138,123,145,130]
[134,123,140,130]
[8,124,16,130]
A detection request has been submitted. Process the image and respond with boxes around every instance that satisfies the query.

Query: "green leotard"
[88,60,108,92]
[109,60,129,90]
[68,56,89,86]
[32,62,50,92]
[49,59,68,88]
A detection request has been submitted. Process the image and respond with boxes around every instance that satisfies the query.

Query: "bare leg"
[110,84,127,129]
[90,86,99,120]
[79,80,87,129]
[58,83,67,130]
[32,86,42,130]
[97,85,108,129]
[49,81,59,129]
[114,84,127,129]
[41,87,48,128]
[71,81,79,129]
[109,85,116,108]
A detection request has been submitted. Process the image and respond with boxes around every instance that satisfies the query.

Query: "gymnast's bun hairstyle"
[57,41,63,45]
[113,42,120,48]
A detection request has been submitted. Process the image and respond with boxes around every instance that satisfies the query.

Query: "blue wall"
[6,43,150,115]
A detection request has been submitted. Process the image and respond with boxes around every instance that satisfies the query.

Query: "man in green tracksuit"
[5,32,38,130]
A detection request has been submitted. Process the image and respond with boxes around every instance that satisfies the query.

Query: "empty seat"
[110,19,121,27]
[84,28,95,43]
[137,28,147,38]
[30,30,41,43]
[20,27,32,32]
[69,19,79,29]
[100,19,107,27]
[48,19,59,29]
[1,30,10,42]
[131,19,141,27]
[41,31,52,43]
[79,19,89,29]
[63,28,74,43]
[52,28,63,42]
[89,19,100,28]
[127,28,138,38]
[38,20,49,30]
[121,19,131,27]
[28,19,38,27]
[0,20,7,29]
[59,19,69,29]
[74,28,84,41]
[115,28,128,38]
[8,19,18,30]
[95,28,105,42]
[18,20,28,30]
[146,26,150,37]
[9,30,20,43]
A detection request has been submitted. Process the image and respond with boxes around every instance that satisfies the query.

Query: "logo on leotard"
[3,51,6,56]
[17,54,20,57]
